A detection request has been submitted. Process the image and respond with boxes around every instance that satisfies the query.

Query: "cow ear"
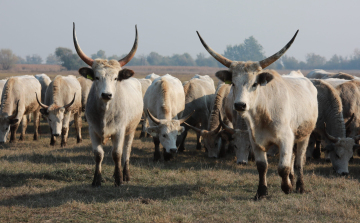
[79,67,95,81]
[257,72,274,86]
[146,126,159,137]
[9,119,19,125]
[40,108,49,116]
[215,70,232,84]
[118,68,134,81]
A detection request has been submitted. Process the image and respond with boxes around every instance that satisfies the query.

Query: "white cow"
[144,74,193,161]
[137,78,152,138]
[73,23,143,186]
[35,74,51,103]
[36,75,82,147]
[145,73,160,81]
[0,75,41,143]
[197,30,318,200]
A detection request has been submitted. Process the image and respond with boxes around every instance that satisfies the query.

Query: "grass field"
[0,68,359,222]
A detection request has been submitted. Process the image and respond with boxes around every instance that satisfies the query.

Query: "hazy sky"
[1,0,360,62]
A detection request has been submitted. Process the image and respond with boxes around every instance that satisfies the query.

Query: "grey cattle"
[73,23,143,186]
[178,74,215,152]
[307,69,354,80]
[185,82,233,158]
[36,75,82,147]
[137,78,152,138]
[35,74,51,103]
[77,76,93,112]
[145,73,160,81]
[144,74,193,161]
[197,30,318,199]
[0,75,41,143]
[307,79,358,175]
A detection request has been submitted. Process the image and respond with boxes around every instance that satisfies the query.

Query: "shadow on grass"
[0,181,250,208]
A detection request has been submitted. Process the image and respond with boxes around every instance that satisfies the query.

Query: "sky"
[1,0,360,62]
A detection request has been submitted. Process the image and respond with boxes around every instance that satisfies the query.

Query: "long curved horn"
[183,122,204,134]
[324,122,338,143]
[35,92,49,109]
[259,30,299,69]
[73,22,94,67]
[196,31,232,68]
[179,110,195,124]
[118,25,138,67]
[8,100,19,120]
[345,113,355,129]
[219,112,235,135]
[63,93,76,109]
[147,109,160,125]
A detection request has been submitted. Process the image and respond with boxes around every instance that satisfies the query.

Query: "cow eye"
[5,127,8,131]
[49,118,51,122]
[336,154,340,159]
[252,83,258,88]
[115,78,118,81]
[95,77,100,80]
[162,134,166,138]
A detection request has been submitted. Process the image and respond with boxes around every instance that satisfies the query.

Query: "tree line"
[2,37,360,70]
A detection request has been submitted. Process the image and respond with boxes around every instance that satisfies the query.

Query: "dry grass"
[0,70,359,222]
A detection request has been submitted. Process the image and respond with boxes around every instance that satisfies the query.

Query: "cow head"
[146,109,194,153]
[36,93,75,136]
[323,123,359,176]
[73,23,137,102]
[184,121,223,158]
[0,100,20,143]
[219,113,251,164]
[196,30,298,114]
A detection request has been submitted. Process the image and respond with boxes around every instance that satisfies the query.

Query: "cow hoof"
[196,144,202,150]
[153,152,161,162]
[139,132,145,139]
[77,138,82,144]
[92,174,102,187]
[296,180,305,193]
[19,136,24,141]
[281,183,292,194]
[33,135,38,141]
[254,185,268,201]
[61,142,67,147]
[9,140,16,143]
[163,151,173,161]
[178,147,185,153]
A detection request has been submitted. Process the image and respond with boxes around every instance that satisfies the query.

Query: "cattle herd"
[0,24,359,200]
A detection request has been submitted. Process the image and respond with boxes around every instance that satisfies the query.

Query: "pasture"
[0,68,359,222]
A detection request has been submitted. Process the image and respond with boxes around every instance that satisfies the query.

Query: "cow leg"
[19,116,27,141]
[112,129,125,186]
[139,120,146,139]
[196,131,202,150]
[74,112,82,143]
[295,137,308,194]
[177,129,188,152]
[122,130,135,182]
[90,128,104,187]
[50,127,56,146]
[253,145,268,200]
[60,127,69,147]
[61,112,71,147]
[33,110,39,140]
[312,140,321,159]
[153,136,161,161]
[9,123,19,143]
[278,133,295,194]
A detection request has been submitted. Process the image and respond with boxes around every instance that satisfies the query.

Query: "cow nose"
[234,102,246,111]
[341,172,349,176]
[170,148,177,154]
[101,93,112,100]
[53,134,60,137]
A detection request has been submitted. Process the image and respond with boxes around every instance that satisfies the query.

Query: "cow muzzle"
[101,93,112,100]
[234,102,246,112]
[169,148,177,154]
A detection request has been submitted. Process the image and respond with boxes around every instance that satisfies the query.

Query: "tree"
[195,53,219,67]
[16,56,26,64]
[223,36,266,62]
[281,55,299,70]
[25,54,42,64]
[46,53,61,65]
[305,53,326,69]
[0,49,18,70]
[55,47,86,70]
[91,50,106,59]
